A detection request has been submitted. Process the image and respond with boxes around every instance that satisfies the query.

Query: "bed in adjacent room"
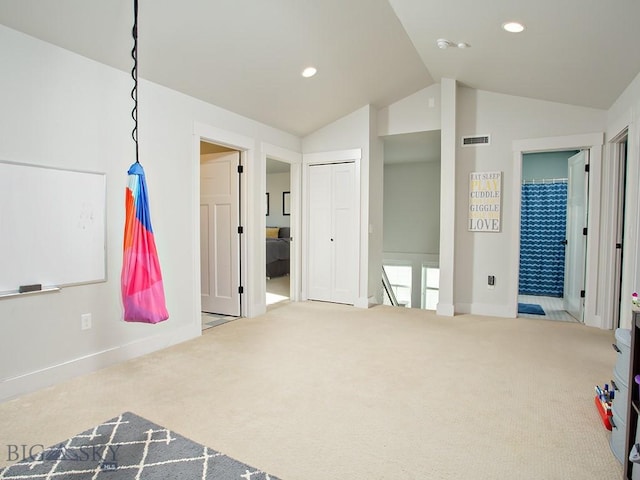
[266,227,290,278]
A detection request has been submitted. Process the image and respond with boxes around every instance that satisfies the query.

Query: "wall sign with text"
[468,171,502,232]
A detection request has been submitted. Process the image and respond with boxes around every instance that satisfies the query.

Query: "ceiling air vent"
[461,135,490,147]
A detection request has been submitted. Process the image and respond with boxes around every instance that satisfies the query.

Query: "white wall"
[0,25,300,401]
[454,87,606,316]
[378,84,441,136]
[266,172,291,228]
[383,162,440,253]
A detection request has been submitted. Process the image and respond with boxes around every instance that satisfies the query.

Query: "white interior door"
[564,150,588,321]
[307,162,356,304]
[308,164,333,302]
[331,163,357,304]
[200,151,240,316]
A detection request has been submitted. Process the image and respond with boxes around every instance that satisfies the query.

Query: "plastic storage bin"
[611,408,627,463]
[615,328,632,385]
[613,367,630,422]
[612,328,632,466]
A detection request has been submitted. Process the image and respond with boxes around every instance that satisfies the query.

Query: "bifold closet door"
[308,162,357,304]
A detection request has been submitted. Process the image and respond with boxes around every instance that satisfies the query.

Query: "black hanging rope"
[131,0,139,163]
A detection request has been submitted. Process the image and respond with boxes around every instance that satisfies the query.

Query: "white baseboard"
[0,324,199,403]
[456,303,513,318]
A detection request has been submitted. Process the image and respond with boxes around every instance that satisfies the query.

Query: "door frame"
[262,142,302,303]
[510,132,604,328]
[193,122,254,320]
[602,128,630,329]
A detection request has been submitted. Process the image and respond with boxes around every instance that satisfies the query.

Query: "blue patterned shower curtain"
[519,182,567,297]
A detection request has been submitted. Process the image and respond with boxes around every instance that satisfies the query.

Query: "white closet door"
[308,164,333,301]
[307,162,357,304]
[331,162,357,304]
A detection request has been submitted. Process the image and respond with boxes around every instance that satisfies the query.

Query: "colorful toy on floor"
[595,384,613,430]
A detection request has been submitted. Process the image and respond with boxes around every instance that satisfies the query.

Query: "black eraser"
[19,284,42,293]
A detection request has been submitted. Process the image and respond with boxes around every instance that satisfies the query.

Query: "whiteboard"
[0,160,106,292]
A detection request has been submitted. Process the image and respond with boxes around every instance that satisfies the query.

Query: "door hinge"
[237,226,244,234]
[616,243,623,249]
[580,290,586,298]
[237,165,244,174]
[238,286,244,294]
[584,164,590,173]
[583,227,588,236]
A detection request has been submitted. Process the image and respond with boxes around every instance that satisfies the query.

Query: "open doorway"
[200,141,242,330]
[518,149,586,322]
[265,158,291,307]
[381,130,441,310]
[611,131,628,329]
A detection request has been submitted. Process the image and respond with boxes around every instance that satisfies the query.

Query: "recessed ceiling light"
[502,21,525,33]
[302,67,317,78]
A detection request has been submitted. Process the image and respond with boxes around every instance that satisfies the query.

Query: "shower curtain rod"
[522,177,568,185]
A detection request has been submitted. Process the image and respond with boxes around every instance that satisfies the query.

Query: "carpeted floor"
[0,301,622,479]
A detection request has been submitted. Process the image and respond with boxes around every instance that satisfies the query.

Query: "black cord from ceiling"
[131,0,139,164]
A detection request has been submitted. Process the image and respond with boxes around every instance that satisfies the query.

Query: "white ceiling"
[388,0,640,111]
[0,1,639,137]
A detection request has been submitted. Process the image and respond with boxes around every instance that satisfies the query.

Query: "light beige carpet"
[0,301,622,479]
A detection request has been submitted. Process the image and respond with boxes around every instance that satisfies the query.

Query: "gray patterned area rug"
[0,412,280,479]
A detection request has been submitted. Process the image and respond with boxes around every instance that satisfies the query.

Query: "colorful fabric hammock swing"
[121,0,168,324]
[121,162,169,323]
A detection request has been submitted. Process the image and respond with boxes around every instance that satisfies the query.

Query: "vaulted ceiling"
[1,0,638,136]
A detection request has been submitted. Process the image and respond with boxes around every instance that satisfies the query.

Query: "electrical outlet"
[81,313,92,330]
[488,275,495,289]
